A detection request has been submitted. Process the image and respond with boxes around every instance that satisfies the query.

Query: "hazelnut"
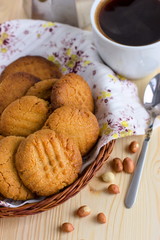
[97,212,106,224]
[112,158,123,172]
[129,141,139,153]
[101,172,115,183]
[108,184,120,194]
[123,157,135,174]
[77,205,91,217]
[61,222,74,232]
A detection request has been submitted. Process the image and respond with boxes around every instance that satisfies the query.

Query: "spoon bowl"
[144,73,160,110]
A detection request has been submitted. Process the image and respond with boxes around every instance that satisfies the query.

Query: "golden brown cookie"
[0,136,34,200]
[0,135,4,141]
[51,73,94,112]
[0,72,40,114]
[1,96,50,137]
[26,78,58,100]
[0,56,62,81]
[0,116,2,135]
[43,106,99,156]
[15,129,82,196]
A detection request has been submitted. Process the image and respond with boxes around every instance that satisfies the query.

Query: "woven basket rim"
[0,140,115,218]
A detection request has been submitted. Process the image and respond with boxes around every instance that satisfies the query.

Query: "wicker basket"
[0,140,115,218]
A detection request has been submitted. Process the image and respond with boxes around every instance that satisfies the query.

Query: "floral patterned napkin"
[0,19,150,207]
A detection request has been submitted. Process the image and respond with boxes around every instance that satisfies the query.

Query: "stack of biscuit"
[0,56,99,201]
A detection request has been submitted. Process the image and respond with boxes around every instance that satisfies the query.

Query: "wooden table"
[0,1,160,240]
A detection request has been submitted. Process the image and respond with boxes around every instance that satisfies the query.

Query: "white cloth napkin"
[0,19,150,207]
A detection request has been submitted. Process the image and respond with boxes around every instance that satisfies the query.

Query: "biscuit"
[0,56,62,81]
[1,96,50,137]
[26,78,58,100]
[0,136,34,200]
[43,106,99,156]
[15,129,82,196]
[0,72,40,114]
[0,135,4,141]
[51,73,94,112]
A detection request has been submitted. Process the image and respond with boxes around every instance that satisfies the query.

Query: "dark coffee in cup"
[95,0,160,46]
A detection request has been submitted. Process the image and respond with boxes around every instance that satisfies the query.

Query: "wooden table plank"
[0,0,32,23]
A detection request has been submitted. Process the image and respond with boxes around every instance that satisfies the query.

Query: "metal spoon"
[125,73,160,208]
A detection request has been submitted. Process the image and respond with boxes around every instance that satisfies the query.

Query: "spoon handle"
[125,138,149,208]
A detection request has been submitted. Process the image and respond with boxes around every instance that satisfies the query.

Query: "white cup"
[90,0,160,79]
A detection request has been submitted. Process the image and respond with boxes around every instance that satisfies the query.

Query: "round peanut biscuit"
[0,72,40,115]
[1,96,50,137]
[0,56,62,81]
[15,129,82,196]
[51,73,94,112]
[43,106,100,156]
[26,78,58,100]
[0,135,4,141]
[0,136,34,200]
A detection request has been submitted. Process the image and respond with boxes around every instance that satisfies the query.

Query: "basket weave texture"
[0,140,115,218]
